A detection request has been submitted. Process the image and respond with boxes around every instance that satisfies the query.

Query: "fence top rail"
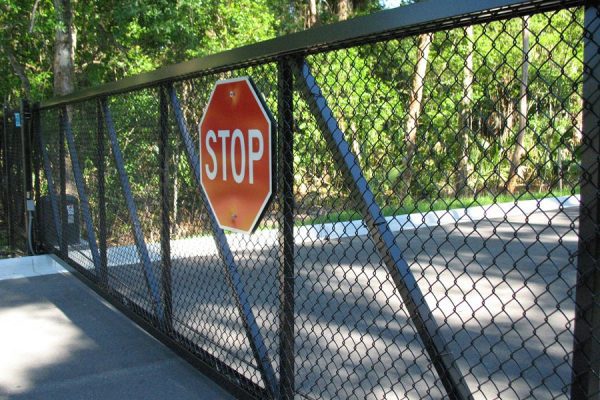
[38,0,583,110]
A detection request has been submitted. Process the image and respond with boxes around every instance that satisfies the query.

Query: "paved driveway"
[0,255,233,400]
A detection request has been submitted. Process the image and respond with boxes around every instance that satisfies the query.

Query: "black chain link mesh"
[38,108,62,254]
[29,3,600,399]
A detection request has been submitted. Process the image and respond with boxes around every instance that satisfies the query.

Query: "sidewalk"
[0,255,234,400]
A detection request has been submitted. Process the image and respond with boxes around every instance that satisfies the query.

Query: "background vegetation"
[0,0,383,100]
[2,1,584,243]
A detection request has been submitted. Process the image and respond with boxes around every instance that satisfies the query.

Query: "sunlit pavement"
[0,255,233,400]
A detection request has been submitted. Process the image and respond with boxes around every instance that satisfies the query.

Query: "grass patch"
[303,188,578,226]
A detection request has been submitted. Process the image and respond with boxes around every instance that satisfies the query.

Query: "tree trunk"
[338,112,362,167]
[506,16,530,194]
[172,152,179,236]
[334,1,359,170]
[498,96,515,167]
[53,0,76,97]
[307,0,318,28]
[337,0,351,21]
[456,25,474,197]
[53,0,77,196]
[399,33,433,197]
[574,97,583,144]
[351,122,361,166]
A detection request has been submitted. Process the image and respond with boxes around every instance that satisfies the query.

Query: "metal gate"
[26,0,600,399]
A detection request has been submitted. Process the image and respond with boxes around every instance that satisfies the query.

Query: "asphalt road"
[76,206,579,400]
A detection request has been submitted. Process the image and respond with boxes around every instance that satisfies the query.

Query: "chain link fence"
[30,1,600,399]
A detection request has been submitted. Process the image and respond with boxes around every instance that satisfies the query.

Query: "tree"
[53,0,76,96]
[399,32,433,196]
[337,0,351,21]
[0,0,42,100]
[0,0,585,222]
[308,0,318,28]
[2,43,32,99]
[456,26,474,196]
[506,16,530,194]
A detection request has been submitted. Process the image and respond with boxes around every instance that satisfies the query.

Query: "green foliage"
[0,0,288,98]
[0,0,55,99]
[2,2,586,239]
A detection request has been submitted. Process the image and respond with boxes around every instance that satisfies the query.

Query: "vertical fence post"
[96,100,108,287]
[159,85,173,332]
[20,100,32,201]
[32,103,42,251]
[21,100,32,254]
[0,109,4,244]
[2,103,10,250]
[278,58,295,400]
[59,108,67,257]
[572,5,600,400]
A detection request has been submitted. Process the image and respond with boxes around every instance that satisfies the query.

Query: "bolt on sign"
[199,77,275,234]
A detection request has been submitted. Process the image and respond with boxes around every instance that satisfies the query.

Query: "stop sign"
[199,77,274,233]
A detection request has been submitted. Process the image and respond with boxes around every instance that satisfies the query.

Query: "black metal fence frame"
[0,100,34,255]
[1,105,10,250]
[18,0,599,398]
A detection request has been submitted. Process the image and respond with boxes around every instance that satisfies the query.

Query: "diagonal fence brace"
[101,99,166,326]
[168,84,278,399]
[35,116,62,246]
[295,59,473,400]
[61,108,102,278]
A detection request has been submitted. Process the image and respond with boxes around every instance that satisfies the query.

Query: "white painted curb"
[299,194,581,241]
[0,254,70,281]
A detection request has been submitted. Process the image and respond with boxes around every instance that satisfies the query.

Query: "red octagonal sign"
[199,77,274,234]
